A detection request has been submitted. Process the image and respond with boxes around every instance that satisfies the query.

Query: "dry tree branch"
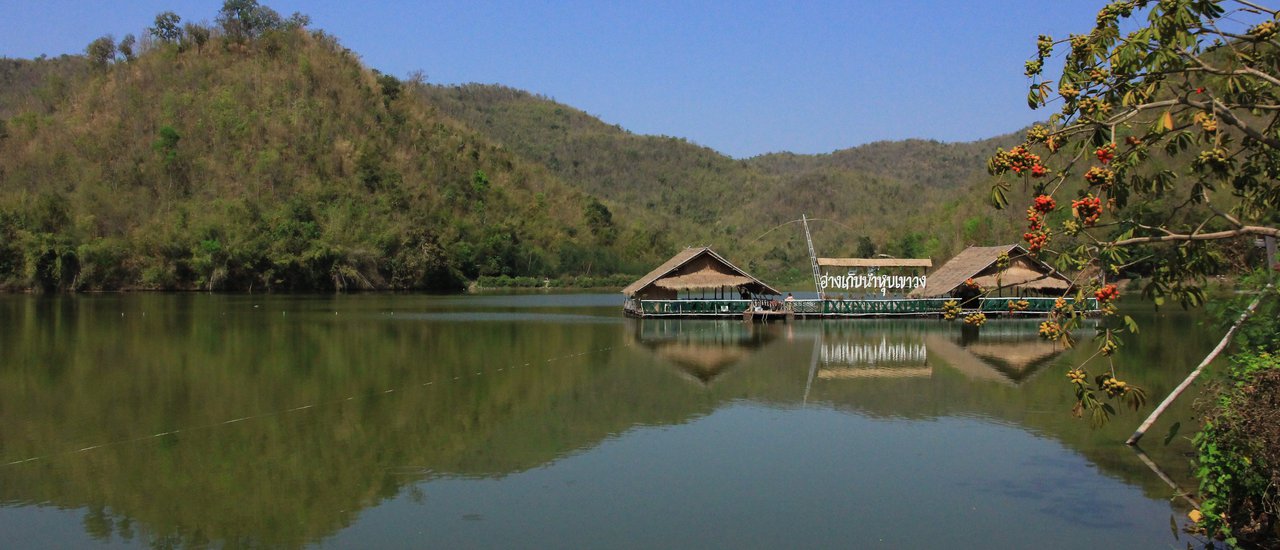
[1111,225,1280,246]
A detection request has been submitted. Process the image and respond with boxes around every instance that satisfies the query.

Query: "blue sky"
[0,1,1106,158]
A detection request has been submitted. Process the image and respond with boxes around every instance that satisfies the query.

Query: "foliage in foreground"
[1194,348,1280,547]
[992,0,1280,423]
[992,2,1280,544]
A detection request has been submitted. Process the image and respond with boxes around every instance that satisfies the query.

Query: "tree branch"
[1181,96,1280,149]
[1184,51,1280,88]
[1111,225,1280,246]
[1231,0,1280,17]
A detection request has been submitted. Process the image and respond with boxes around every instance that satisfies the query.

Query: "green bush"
[1194,350,1280,547]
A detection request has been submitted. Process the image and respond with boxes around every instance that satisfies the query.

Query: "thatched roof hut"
[622,247,780,300]
[909,244,1072,298]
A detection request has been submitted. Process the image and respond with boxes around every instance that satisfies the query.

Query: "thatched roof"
[909,244,1072,297]
[654,270,755,291]
[817,258,933,268]
[622,247,780,297]
[970,265,1054,288]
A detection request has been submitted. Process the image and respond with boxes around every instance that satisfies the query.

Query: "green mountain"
[0,6,1031,292]
[0,26,661,292]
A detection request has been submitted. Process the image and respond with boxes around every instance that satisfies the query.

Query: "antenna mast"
[802,214,824,300]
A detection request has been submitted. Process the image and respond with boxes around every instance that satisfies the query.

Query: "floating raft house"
[623,244,1094,319]
[622,247,780,317]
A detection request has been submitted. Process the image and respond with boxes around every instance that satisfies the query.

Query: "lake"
[0,293,1220,548]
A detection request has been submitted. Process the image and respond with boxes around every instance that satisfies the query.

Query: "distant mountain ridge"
[420,83,1027,280]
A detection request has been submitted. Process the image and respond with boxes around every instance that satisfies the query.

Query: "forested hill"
[420,83,1026,280]
[0,55,90,118]
[0,19,664,292]
[0,3,1029,292]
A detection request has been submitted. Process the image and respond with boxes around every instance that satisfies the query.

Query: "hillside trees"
[117,34,136,62]
[0,3,640,292]
[991,0,1280,543]
[218,0,287,41]
[150,11,182,43]
[85,35,115,69]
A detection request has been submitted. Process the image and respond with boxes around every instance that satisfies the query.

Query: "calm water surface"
[0,293,1221,548]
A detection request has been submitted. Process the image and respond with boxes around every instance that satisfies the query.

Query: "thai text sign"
[818,274,926,292]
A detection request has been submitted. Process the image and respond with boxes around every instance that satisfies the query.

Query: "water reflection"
[0,294,1216,548]
[931,321,1067,385]
[630,319,775,384]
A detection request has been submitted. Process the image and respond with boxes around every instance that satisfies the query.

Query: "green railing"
[636,299,753,315]
[821,298,951,315]
[630,296,1098,317]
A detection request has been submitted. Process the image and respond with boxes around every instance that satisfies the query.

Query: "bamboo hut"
[909,244,1072,298]
[622,247,780,301]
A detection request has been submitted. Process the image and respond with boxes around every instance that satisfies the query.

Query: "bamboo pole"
[1125,292,1266,446]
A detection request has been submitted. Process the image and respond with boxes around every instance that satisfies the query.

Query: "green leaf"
[1124,315,1139,333]
[990,184,1009,210]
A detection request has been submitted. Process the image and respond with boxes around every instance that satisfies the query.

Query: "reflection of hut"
[629,319,775,385]
[909,244,1072,298]
[924,333,1063,385]
[622,247,780,301]
[817,334,932,379]
[651,342,749,384]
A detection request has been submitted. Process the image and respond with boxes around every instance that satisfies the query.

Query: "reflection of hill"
[0,297,1218,546]
[0,296,723,547]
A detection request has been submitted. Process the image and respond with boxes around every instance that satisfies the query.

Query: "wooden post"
[1126,292,1266,446]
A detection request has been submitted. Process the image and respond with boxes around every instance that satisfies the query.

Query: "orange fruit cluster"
[1083,166,1113,187]
[992,146,1045,176]
[1095,143,1115,164]
[1072,195,1103,226]
[1032,194,1056,214]
[1024,229,1050,253]
[1094,284,1119,303]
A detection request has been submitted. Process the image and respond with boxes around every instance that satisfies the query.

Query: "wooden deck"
[623,297,1096,319]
